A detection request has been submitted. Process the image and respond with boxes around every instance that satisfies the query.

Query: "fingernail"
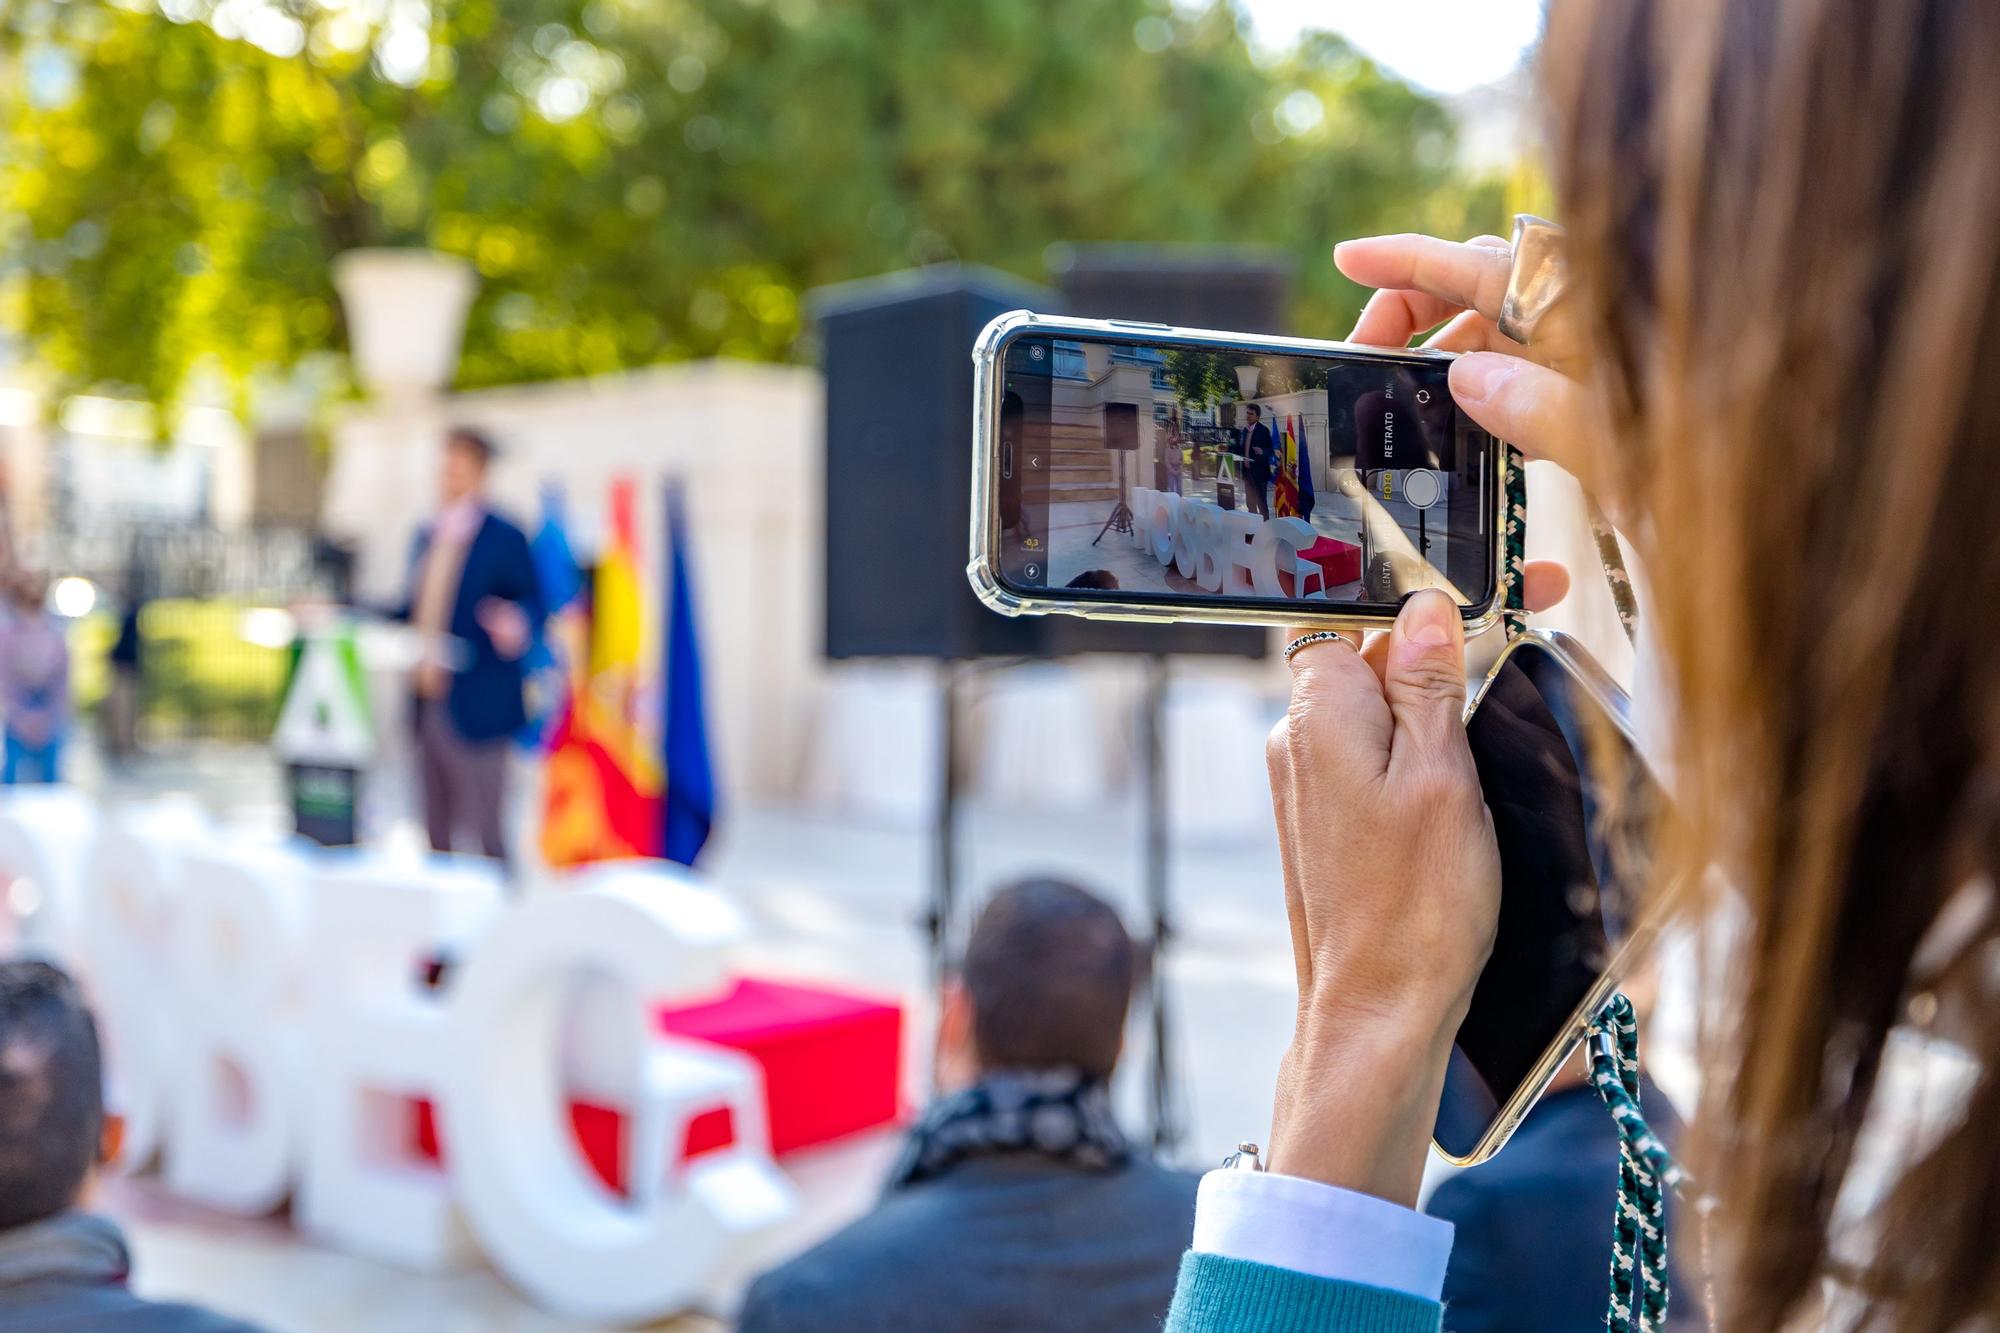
[1449,352,1514,404]
[1398,589,1456,647]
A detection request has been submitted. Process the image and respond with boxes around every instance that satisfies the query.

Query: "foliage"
[69,599,287,738]
[1163,348,1239,408]
[0,0,1509,411]
[1164,345,1333,407]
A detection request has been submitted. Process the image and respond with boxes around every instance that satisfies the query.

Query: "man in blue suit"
[402,428,544,867]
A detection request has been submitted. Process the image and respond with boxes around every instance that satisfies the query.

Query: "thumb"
[1448,352,1596,486]
[1383,589,1467,757]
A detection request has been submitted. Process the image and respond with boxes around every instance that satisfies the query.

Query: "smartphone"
[1433,629,1664,1166]
[968,310,1506,632]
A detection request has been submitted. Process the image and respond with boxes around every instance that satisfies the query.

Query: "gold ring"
[1497,214,1567,346]
[1283,630,1352,663]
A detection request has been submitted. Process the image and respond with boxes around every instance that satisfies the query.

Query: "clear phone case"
[966,309,1507,633]
[1436,629,1662,1167]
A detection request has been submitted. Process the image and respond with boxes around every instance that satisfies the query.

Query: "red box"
[409,976,903,1190]
[657,977,904,1157]
[1298,536,1362,588]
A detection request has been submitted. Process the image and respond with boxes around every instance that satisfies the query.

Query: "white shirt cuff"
[1189,1168,1454,1302]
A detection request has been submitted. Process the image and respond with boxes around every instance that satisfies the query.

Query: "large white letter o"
[439,867,792,1322]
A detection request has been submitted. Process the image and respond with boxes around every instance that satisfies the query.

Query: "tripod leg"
[1140,655,1180,1153]
[1092,503,1134,546]
[927,665,960,1019]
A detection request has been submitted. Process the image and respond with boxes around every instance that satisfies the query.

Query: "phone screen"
[1433,639,1654,1160]
[996,332,1497,614]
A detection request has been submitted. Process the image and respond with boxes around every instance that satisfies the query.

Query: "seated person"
[0,960,264,1332]
[739,878,1197,1333]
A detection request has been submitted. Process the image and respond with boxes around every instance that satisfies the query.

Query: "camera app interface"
[997,334,1496,611]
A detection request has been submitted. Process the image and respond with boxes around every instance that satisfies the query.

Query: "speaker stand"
[922,656,1186,1158]
[1138,653,1184,1154]
[925,661,964,1004]
[1092,449,1134,547]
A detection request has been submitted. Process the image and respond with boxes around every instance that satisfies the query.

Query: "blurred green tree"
[1163,349,1239,409]
[0,0,1507,409]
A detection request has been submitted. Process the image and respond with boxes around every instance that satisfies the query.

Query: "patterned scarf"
[886,1067,1129,1190]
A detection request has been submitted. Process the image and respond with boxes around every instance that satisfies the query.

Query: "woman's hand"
[1336,232,1611,511]
[1254,232,1598,1205]
[1265,591,1500,1206]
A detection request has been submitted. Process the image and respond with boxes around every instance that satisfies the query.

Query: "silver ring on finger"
[1283,630,1353,664]
[1497,213,1568,346]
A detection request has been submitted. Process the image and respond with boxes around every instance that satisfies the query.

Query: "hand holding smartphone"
[1261,591,1501,1204]
[968,308,1646,1170]
[1264,613,1661,1195]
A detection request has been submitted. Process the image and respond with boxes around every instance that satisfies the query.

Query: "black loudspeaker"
[1047,243,1294,333]
[812,264,1265,660]
[1102,402,1140,451]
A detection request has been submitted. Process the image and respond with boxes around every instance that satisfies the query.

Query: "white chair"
[1286,545,1328,600]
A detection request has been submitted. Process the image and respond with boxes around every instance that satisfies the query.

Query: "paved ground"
[99,1174,729,1333]
[73,735,1305,1331]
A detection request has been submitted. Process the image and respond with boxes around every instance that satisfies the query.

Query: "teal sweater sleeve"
[1166,1252,1444,1333]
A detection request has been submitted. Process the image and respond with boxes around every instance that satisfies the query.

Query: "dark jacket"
[1240,422,1275,478]
[1428,1080,1696,1332]
[0,1212,263,1332]
[738,1153,1199,1333]
[402,509,545,742]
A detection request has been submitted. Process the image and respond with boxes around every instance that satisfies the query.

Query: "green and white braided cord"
[1501,444,1529,634]
[1588,994,1685,1332]
[1497,453,1683,1331]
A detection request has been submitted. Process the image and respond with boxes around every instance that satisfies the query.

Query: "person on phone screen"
[1161,0,2000,1328]
[397,427,544,868]
[1239,404,1274,518]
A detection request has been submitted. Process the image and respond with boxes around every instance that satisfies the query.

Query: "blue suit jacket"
[740,1154,1199,1333]
[1427,1080,1697,1332]
[404,510,545,743]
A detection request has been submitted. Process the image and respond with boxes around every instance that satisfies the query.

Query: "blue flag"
[530,482,583,613]
[517,484,583,749]
[1295,414,1316,521]
[660,481,717,866]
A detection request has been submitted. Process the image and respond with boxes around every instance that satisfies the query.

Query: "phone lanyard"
[1501,445,1686,1333]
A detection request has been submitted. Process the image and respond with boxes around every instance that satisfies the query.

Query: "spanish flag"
[540,477,664,867]
[1274,414,1303,518]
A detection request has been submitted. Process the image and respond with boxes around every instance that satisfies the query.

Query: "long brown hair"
[1542,0,2000,1325]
